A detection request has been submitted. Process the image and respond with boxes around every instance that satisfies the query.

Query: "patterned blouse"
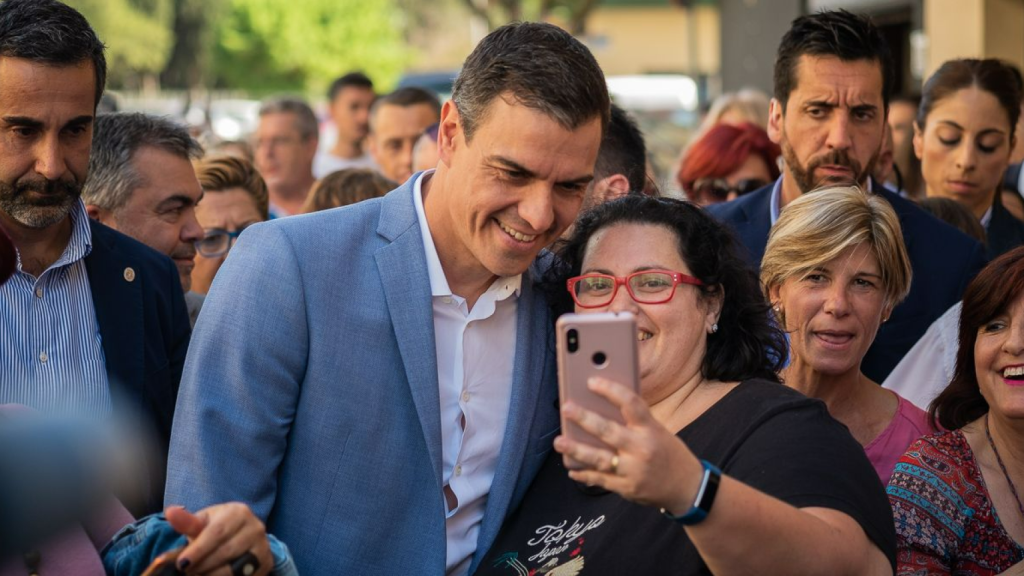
[887,429,1024,575]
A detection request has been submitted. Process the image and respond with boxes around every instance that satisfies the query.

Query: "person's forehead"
[129,146,202,201]
[335,85,374,103]
[0,57,96,114]
[375,103,436,136]
[791,55,883,102]
[257,112,301,135]
[196,188,261,223]
[928,87,1010,127]
[583,223,688,270]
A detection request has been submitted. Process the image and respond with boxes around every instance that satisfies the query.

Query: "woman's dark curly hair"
[542,195,787,383]
[930,246,1024,430]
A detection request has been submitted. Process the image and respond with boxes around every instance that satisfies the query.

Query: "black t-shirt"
[475,379,896,576]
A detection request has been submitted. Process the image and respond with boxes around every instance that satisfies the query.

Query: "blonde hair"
[700,89,771,132]
[195,155,269,221]
[301,168,396,213]
[761,185,912,309]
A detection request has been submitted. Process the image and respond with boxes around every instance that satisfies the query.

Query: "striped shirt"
[0,200,110,416]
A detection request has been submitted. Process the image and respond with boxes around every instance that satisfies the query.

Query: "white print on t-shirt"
[525,515,605,563]
[492,553,585,576]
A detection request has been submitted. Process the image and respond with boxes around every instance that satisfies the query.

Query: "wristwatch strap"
[660,459,721,525]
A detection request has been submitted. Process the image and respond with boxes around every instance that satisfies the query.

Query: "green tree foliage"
[211,0,411,95]
[462,0,599,34]
[65,0,174,88]
[162,0,228,89]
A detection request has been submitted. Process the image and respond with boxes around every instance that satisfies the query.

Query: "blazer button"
[123,267,136,282]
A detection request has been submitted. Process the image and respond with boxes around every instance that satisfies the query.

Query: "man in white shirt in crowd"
[368,86,441,184]
[313,72,377,177]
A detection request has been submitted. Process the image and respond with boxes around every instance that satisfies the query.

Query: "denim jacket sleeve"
[100,513,298,576]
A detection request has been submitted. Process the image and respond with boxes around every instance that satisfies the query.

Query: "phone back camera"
[592,351,607,368]
[567,329,579,353]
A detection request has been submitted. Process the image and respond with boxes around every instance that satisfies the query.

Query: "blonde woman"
[762,186,934,483]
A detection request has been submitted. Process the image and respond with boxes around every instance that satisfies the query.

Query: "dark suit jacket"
[706,182,987,382]
[84,219,191,516]
[986,199,1024,260]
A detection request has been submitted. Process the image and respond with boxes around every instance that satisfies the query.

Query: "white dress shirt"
[413,171,521,576]
[0,200,110,416]
[883,301,960,410]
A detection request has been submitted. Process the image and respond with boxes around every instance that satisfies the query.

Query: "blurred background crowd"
[4,0,1024,575]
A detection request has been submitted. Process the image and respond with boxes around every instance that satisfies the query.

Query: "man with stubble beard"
[707,9,987,383]
[0,0,191,517]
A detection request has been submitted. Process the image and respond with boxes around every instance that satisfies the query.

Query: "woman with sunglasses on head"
[476,196,896,576]
[191,155,270,295]
[762,186,933,485]
[677,122,780,206]
[888,247,1024,575]
[916,58,1024,259]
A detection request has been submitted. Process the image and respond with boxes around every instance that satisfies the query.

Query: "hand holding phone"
[556,311,640,470]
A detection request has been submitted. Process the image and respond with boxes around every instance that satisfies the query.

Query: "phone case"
[556,311,640,469]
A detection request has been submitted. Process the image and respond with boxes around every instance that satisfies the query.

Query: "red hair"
[677,122,781,197]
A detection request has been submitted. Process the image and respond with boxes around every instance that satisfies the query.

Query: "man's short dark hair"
[595,104,647,193]
[372,87,441,115]
[452,21,610,141]
[83,113,203,212]
[0,0,107,107]
[369,87,441,130]
[773,9,893,112]
[327,72,374,102]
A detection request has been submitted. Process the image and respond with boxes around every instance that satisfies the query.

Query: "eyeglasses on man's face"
[194,227,247,258]
[566,269,704,309]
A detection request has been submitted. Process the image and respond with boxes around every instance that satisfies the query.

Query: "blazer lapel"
[84,221,144,425]
[374,181,443,488]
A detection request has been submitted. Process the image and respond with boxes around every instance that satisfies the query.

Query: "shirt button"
[442,296,452,304]
[38,351,48,363]
[34,288,43,298]
[461,390,471,403]
[454,465,462,477]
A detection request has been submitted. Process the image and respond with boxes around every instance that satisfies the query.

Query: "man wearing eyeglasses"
[81,112,206,327]
[166,22,610,576]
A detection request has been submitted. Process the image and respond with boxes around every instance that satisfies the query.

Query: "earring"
[710,323,718,334]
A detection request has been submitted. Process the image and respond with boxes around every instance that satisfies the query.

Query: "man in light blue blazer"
[165,22,610,576]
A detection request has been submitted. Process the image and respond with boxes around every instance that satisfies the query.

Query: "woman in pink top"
[761,186,934,483]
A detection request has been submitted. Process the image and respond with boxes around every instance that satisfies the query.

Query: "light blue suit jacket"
[165,176,560,576]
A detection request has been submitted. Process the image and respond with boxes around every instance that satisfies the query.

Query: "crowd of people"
[2,0,1024,574]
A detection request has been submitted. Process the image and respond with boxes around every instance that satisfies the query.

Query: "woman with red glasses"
[677,122,780,207]
[476,196,896,576]
[762,186,933,485]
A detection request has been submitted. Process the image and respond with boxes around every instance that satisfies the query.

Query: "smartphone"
[556,311,640,470]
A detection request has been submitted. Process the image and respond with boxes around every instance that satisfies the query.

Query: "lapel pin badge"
[123,267,136,282]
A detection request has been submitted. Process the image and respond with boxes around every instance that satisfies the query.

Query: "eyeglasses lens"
[575,275,615,307]
[628,272,674,302]
[196,232,230,257]
[736,179,768,195]
[574,272,675,306]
